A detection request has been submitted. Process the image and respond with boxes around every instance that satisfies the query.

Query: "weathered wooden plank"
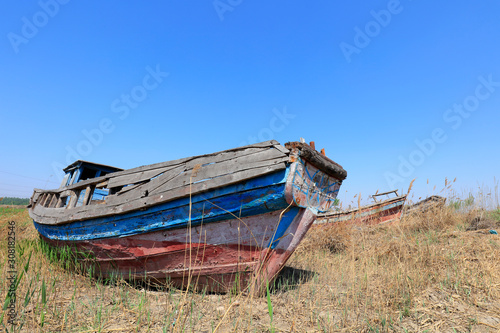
[180,162,286,196]
[48,194,58,208]
[59,190,73,198]
[105,164,186,205]
[45,193,55,207]
[108,167,172,189]
[39,193,48,207]
[100,141,280,180]
[58,145,275,192]
[285,142,347,180]
[235,140,279,149]
[150,152,288,196]
[96,180,108,188]
[31,205,66,223]
[32,190,43,203]
[32,163,286,225]
[44,194,50,207]
[67,191,78,209]
[62,175,111,192]
[82,186,92,206]
[114,182,145,195]
[106,148,285,204]
[273,144,290,154]
[44,142,284,195]
[108,162,287,219]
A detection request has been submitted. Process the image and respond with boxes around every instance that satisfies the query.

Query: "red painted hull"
[43,208,316,294]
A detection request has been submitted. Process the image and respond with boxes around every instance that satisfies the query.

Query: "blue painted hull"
[34,169,292,247]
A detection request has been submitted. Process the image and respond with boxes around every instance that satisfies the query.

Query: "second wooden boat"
[316,190,407,226]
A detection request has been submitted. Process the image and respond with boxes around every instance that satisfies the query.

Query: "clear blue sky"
[1,1,499,206]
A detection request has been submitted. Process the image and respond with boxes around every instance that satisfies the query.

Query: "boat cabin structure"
[52,160,123,209]
[61,160,123,187]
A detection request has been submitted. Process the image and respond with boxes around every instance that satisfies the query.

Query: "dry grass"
[1,202,500,332]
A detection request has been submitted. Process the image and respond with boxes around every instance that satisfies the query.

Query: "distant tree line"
[0,197,29,205]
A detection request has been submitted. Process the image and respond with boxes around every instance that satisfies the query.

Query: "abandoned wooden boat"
[29,140,347,293]
[316,190,407,226]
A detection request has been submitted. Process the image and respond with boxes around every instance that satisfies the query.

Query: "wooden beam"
[285,142,347,181]
[82,186,93,206]
[42,193,52,207]
[67,191,78,209]
[48,194,58,208]
[108,167,171,189]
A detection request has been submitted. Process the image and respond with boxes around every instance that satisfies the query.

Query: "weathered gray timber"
[30,141,295,225]
[284,142,347,180]
[30,140,349,226]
